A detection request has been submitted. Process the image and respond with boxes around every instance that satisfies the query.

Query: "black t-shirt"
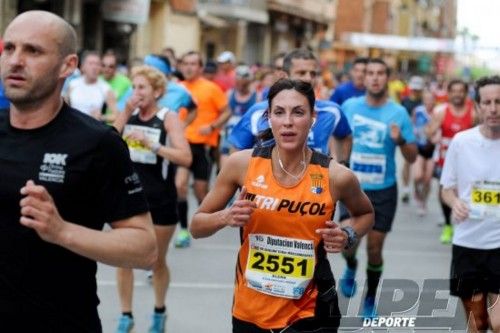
[0,104,149,330]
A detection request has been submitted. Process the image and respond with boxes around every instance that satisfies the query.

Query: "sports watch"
[341,226,358,250]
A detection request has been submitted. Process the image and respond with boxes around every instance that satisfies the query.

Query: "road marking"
[98,280,233,289]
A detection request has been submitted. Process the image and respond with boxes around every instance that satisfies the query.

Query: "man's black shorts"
[188,143,213,181]
[417,143,435,159]
[150,201,178,226]
[450,245,500,298]
[339,184,397,233]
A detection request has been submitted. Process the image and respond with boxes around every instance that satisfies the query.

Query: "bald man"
[0,11,157,332]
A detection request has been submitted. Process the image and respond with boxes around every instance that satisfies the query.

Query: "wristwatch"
[395,136,406,146]
[341,226,358,250]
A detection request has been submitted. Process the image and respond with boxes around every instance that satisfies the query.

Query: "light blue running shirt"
[342,96,416,191]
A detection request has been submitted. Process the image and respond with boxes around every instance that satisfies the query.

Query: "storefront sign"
[101,0,150,25]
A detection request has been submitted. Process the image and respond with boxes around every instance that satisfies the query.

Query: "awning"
[198,10,229,28]
[101,0,150,25]
[267,0,332,25]
[197,2,269,24]
[342,32,457,53]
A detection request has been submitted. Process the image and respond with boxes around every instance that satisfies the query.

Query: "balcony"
[197,0,269,24]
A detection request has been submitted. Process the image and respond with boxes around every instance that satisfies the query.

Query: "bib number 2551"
[249,251,310,278]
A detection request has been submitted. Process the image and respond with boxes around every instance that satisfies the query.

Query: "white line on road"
[98,280,233,289]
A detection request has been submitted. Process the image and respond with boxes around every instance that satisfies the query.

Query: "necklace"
[276,147,307,180]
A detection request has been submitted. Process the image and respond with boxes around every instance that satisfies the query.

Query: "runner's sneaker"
[440,224,453,244]
[416,199,427,217]
[417,206,427,217]
[116,315,134,333]
[146,270,153,283]
[401,192,410,204]
[362,296,378,319]
[148,313,166,333]
[175,229,191,248]
[340,267,357,297]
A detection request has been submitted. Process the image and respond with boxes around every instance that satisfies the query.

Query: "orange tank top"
[233,146,335,329]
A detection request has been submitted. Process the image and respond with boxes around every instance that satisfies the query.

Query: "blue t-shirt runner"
[329,81,365,106]
[220,90,258,154]
[228,99,351,155]
[342,96,416,191]
[0,80,10,109]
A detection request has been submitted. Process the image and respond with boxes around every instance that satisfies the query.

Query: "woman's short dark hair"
[257,79,315,143]
[268,79,315,111]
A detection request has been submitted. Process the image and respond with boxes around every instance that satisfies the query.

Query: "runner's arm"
[391,115,418,163]
[191,150,255,238]
[316,163,374,253]
[440,137,468,221]
[330,135,352,163]
[210,104,231,130]
[155,111,192,167]
[19,181,157,269]
[425,106,445,138]
[102,90,119,123]
[441,187,469,222]
[183,105,197,127]
[112,95,139,132]
[331,107,353,161]
[399,141,418,163]
[181,91,198,126]
[331,163,374,238]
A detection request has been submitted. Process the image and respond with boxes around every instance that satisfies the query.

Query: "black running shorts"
[450,245,500,298]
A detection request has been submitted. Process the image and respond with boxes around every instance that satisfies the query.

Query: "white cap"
[235,65,252,78]
[217,51,236,64]
[408,76,425,90]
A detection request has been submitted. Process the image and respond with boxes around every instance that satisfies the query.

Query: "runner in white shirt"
[440,75,500,333]
[67,51,118,122]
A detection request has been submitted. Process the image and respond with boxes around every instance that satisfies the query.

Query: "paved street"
[97,155,465,332]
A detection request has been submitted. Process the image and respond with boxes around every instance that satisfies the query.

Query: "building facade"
[333,0,457,74]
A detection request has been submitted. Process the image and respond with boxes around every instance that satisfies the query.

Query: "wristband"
[395,137,406,146]
[338,160,350,168]
[341,226,358,250]
[151,142,162,154]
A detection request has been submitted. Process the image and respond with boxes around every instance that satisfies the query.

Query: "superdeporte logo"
[245,192,327,216]
[339,279,470,331]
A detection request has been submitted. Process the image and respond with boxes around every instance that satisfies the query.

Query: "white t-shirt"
[440,126,500,249]
[68,77,112,116]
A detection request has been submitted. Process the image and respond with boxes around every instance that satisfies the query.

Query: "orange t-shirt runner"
[234,146,336,329]
[182,77,228,147]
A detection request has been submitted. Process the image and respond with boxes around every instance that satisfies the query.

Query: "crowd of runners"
[1,10,499,333]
